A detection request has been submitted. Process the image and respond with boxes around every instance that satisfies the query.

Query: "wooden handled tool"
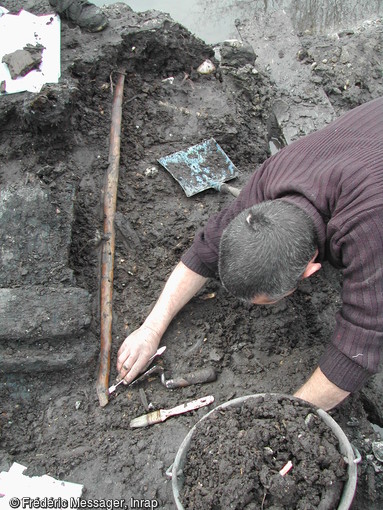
[162,367,217,389]
[129,395,214,428]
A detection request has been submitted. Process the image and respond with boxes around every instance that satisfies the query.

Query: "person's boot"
[49,0,108,32]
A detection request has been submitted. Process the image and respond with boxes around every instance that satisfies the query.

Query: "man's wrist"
[294,367,350,411]
[141,322,162,339]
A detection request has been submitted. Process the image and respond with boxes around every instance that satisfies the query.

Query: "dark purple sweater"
[181,97,383,393]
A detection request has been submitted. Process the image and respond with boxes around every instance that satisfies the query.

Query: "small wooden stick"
[97,70,125,407]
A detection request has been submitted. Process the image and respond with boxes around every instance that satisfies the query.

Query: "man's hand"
[117,325,161,384]
[116,261,208,383]
[294,367,350,411]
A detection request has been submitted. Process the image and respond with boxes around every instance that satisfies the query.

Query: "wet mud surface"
[0,2,383,508]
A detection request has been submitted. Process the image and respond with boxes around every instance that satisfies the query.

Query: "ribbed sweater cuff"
[181,247,216,278]
[319,343,371,392]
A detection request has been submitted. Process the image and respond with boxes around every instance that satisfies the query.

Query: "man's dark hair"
[218,200,318,302]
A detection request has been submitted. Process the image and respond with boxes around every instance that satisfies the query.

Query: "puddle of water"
[96,0,383,44]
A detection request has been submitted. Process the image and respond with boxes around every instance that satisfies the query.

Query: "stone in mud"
[219,39,257,67]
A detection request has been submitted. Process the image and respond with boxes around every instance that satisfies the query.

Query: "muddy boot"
[49,0,108,32]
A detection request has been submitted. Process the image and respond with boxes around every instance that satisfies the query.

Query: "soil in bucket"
[180,394,349,510]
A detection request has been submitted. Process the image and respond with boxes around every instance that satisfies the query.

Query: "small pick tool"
[108,346,166,395]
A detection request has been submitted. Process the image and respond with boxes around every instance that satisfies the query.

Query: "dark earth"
[0,2,383,509]
[181,395,349,509]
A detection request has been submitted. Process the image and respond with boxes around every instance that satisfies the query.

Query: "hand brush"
[129,395,214,428]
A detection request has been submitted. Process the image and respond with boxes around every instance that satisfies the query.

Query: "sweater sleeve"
[319,209,383,392]
[180,202,243,278]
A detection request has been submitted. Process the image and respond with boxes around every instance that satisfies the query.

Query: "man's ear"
[302,261,321,279]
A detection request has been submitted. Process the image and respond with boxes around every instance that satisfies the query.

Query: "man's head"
[218,200,321,304]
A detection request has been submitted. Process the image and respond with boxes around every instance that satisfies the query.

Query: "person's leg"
[49,0,108,32]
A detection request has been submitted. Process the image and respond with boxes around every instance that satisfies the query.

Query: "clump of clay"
[2,44,45,80]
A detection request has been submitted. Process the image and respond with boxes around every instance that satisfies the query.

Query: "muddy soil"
[181,395,348,509]
[1,2,383,509]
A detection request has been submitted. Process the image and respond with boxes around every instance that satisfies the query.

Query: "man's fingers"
[116,346,131,373]
[117,351,136,378]
[121,361,144,385]
[117,352,147,383]
[116,337,132,368]
[116,335,156,384]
